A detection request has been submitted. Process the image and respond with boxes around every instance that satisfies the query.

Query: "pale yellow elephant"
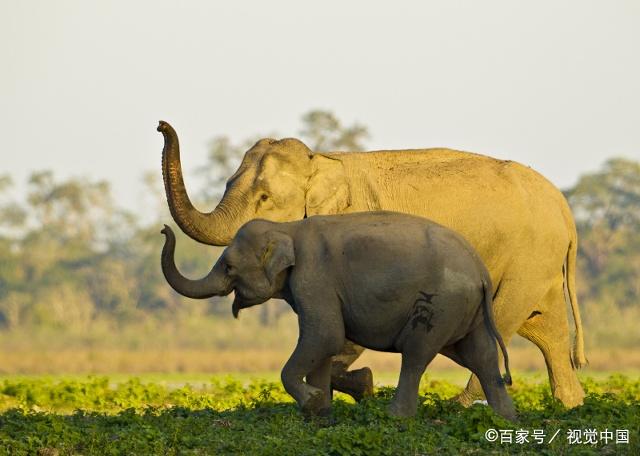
[158,120,587,408]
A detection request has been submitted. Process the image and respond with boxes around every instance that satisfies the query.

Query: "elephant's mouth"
[231,293,264,319]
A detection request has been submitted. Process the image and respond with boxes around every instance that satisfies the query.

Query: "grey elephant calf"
[161,211,516,420]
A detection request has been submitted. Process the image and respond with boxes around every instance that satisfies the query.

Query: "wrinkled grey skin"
[161,212,517,420]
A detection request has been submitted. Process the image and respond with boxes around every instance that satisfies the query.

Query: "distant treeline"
[0,112,638,349]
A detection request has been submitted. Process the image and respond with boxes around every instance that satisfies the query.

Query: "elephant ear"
[261,231,295,286]
[305,154,351,216]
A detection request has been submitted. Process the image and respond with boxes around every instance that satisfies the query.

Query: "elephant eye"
[260,193,269,202]
[225,263,235,275]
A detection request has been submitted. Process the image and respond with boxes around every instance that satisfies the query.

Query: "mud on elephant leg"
[282,335,342,417]
[330,340,373,401]
[517,281,585,408]
[304,358,333,416]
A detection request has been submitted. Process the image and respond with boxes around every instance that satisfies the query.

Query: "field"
[0,372,638,455]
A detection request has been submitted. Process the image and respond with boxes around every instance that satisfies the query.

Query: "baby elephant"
[161,211,516,421]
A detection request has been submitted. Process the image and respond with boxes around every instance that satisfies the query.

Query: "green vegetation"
[0,374,637,455]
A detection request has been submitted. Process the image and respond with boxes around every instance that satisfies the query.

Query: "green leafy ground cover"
[0,373,637,455]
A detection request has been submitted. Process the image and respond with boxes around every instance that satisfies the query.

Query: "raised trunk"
[160,225,232,299]
[158,120,235,246]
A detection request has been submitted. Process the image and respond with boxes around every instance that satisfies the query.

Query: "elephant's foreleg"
[306,358,333,412]
[281,327,343,416]
[330,340,373,401]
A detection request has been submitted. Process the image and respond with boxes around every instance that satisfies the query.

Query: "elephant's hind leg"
[454,279,540,407]
[517,279,585,408]
[330,340,373,401]
[388,347,437,417]
[452,322,517,421]
[389,326,455,417]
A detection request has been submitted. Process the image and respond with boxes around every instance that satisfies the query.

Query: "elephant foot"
[558,394,584,409]
[502,409,519,423]
[387,399,416,418]
[331,367,374,402]
[552,383,585,409]
[301,389,332,418]
[452,388,483,408]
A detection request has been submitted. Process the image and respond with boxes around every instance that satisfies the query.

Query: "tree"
[195,110,370,203]
[299,110,369,151]
[0,175,26,231]
[0,176,29,328]
[0,172,149,328]
[194,136,255,203]
[565,158,640,311]
[566,158,640,231]
[26,170,116,247]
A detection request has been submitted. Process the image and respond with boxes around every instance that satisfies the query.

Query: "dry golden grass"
[0,349,288,374]
[1,346,639,375]
[353,347,640,372]
[1,310,637,375]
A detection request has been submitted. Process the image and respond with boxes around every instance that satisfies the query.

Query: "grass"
[0,372,638,455]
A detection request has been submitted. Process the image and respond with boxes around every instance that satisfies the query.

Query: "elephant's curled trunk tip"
[157,120,171,133]
[161,224,172,237]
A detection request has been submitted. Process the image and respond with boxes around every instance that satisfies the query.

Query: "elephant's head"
[159,121,350,246]
[160,221,294,317]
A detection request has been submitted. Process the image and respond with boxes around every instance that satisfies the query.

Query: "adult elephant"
[158,120,587,408]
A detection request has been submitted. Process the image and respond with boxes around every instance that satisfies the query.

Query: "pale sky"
[2,1,639,215]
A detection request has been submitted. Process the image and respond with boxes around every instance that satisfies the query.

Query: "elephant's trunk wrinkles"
[160,225,231,299]
[158,120,235,246]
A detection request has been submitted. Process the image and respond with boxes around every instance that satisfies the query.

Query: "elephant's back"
[337,147,551,194]
[332,147,505,177]
[335,147,567,219]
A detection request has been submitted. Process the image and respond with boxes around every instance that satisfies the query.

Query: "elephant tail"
[566,238,588,369]
[482,280,512,386]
